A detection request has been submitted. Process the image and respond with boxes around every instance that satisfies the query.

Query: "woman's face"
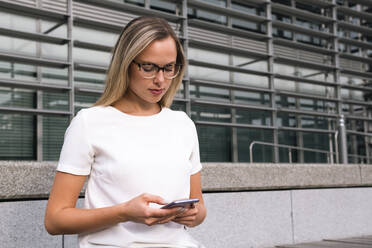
[127,36,177,106]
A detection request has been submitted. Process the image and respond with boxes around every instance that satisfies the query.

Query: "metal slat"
[341,84,372,92]
[295,0,335,8]
[0,0,68,21]
[341,69,372,79]
[0,27,69,45]
[339,53,372,65]
[188,0,268,23]
[275,74,336,87]
[338,21,372,36]
[73,16,123,32]
[338,37,372,50]
[0,106,71,116]
[73,40,113,52]
[189,59,272,77]
[342,99,372,107]
[74,62,107,73]
[191,98,274,112]
[194,120,275,130]
[0,78,70,92]
[347,0,372,7]
[337,6,372,22]
[74,0,184,22]
[276,90,339,102]
[273,38,336,55]
[278,107,339,118]
[189,39,269,59]
[190,78,274,93]
[272,20,335,39]
[188,19,269,41]
[271,3,333,23]
[0,52,70,68]
[274,56,336,71]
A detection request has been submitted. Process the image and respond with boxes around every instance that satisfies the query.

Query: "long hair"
[94,16,185,108]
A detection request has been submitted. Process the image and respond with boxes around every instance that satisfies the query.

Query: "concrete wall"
[1,162,372,248]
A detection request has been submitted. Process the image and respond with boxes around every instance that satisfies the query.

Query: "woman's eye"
[164,65,174,72]
[142,64,154,72]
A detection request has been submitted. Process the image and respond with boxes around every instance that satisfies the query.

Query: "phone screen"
[161,198,199,209]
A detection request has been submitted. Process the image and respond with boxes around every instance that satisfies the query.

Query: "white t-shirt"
[57,106,204,248]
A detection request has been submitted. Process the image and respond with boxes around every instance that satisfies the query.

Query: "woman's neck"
[112,97,161,116]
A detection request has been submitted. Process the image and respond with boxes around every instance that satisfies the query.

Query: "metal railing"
[249,141,337,164]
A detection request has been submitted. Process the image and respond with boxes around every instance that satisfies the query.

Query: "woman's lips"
[149,89,164,95]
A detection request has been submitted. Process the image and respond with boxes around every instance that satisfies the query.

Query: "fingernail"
[178,207,186,213]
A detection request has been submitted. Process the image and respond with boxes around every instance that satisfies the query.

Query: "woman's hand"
[172,203,202,227]
[119,193,184,226]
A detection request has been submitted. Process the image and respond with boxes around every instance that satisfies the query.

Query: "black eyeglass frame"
[132,61,182,79]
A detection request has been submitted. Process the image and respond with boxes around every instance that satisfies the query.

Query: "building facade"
[0,0,371,164]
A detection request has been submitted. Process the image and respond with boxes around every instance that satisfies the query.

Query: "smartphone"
[161,198,199,209]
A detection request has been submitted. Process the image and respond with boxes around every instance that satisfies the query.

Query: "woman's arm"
[172,172,207,227]
[44,172,184,235]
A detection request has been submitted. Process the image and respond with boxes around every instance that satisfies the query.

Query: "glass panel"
[42,67,68,85]
[231,1,265,17]
[238,128,273,162]
[232,73,268,88]
[150,0,177,14]
[41,20,67,37]
[43,115,69,161]
[75,93,100,113]
[74,48,111,66]
[188,0,227,25]
[75,70,106,87]
[275,79,335,97]
[302,132,331,163]
[232,55,268,72]
[0,114,35,160]
[73,27,119,47]
[0,87,35,108]
[41,43,68,60]
[236,109,271,126]
[0,61,37,81]
[278,130,298,162]
[190,85,230,102]
[277,112,297,127]
[43,92,69,111]
[189,65,230,82]
[188,47,229,66]
[191,104,231,123]
[170,101,185,112]
[197,125,231,162]
[347,134,367,164]
[234,90,270,106]
[0,36,37,56]
[0,11,36,32]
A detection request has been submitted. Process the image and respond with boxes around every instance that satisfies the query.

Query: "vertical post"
[331,0,346,163]
[266,1,278,163]
[67,0,74,120]
[36,0,43,161]
[288,148,292,164]
[181,0,190,117]
[338,115,348,164]
[226,0,238,162]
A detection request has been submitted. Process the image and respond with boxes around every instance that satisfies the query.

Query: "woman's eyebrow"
[140,60,177,65]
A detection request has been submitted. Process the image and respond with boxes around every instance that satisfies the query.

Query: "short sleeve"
[57,110,94,175]
[189,121,202,175]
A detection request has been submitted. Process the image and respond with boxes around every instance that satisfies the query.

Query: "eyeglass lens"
[138,62,180,79]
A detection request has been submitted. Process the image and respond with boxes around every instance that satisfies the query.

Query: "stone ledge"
[0,161,371,199]
[201,163,372,191]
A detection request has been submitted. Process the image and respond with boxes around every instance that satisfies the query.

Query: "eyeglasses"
[132,61,182,79]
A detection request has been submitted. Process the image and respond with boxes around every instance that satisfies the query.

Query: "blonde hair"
[94,16,185,108]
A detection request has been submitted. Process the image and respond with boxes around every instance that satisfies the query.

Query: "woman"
[44,16,206,248]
